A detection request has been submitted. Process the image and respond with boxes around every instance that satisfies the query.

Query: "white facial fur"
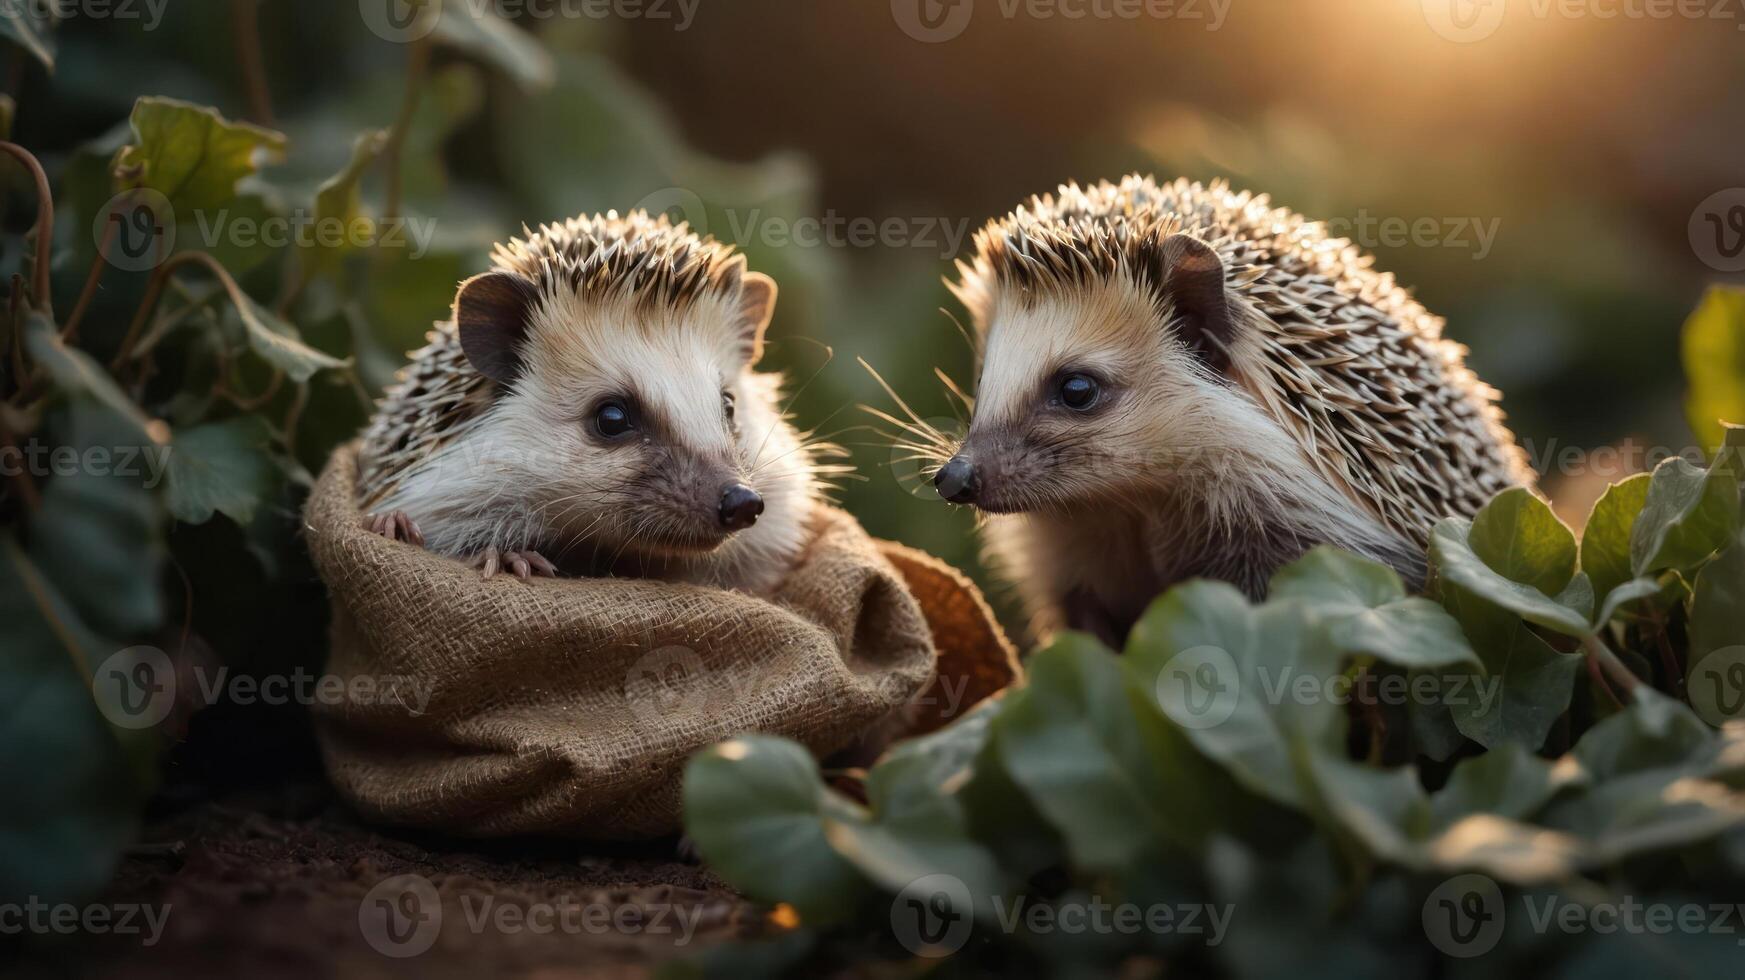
[378,288,815,593]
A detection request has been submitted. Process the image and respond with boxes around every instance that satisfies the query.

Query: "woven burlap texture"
[304,444,1018,840]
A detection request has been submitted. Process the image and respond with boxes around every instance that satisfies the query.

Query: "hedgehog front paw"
[475,545,559,582]
[362,510,425,547]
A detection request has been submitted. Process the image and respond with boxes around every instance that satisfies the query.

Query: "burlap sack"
[304,445,1019,840]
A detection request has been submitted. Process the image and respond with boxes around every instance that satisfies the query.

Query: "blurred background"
[4,0,1743,907]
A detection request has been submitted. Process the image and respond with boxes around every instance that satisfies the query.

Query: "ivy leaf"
[113,97,287,212]
[1428,743,1584,829]
[23,314,165,448]
[307,130,389,270]
[1682,285,1745,455]
[0,1,56,71]
[1271,547,1480,670]
[1469,487,1579,598]
[997,636,1239,869]
[1430,517,1592,637]
[432,0,555,91]
[30,468,165,640]
[222,289,350,383]
[1440,579,1581,750]
[1630,425,1745,577]
[163,417,280,525]
[1581,474,1652,603]
[1126,582,1345,810]
[681,736,873,925]
[0,536,143,905]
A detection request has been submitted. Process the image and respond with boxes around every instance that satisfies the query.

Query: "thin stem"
[382,34,431,224]
[1584,634,1641,699]
[230,0,275,125]
[1585,649,1623,710]
[0,141,55,316]
[1649,615,1685,698]
[112,251,249,373]
[61,220,117,345]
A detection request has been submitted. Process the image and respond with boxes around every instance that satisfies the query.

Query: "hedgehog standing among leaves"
[920,175,1533,646]
[355,212,834,594]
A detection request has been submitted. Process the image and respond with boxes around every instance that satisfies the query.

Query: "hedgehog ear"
[455,271,540,385]
[733,272,777,365]
[1160,233,1234,374]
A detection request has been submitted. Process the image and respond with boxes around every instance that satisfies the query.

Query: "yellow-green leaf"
[1682,285,1745,456]
[113,97,287,213]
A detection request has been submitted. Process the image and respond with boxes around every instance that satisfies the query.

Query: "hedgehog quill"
[356,211,843,593]
[919,176,1533,646]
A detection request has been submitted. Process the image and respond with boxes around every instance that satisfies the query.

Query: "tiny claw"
[395,511,425,547]
[480,545,501,580]
[525,552,559,577]
[364,511,424,547]
[509,554,531,581]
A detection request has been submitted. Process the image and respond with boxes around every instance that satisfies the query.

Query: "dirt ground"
[6,711,772,979]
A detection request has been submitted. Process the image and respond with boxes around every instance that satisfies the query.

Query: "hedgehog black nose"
[934,456,979,505]
[719,483,764,531]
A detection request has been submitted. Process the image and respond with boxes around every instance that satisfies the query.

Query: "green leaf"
[163,417,280,525]
[23,314,162,447]
[1630,426,1745,577]
[1428,743,1583,829]
[223,289,350,382]
[1687,532,1745,726]
[113,97,287,212]
[1273,547,1481,671]
[432,0,555,91]
[997,635,1237,869]
[1593,576,1665,627]
[0,1,56,71]
[0,536,143,905]
[1541,690,1745,861]
[1127,582,1344,809]
[1440,578,1581,750]
[30,470,164,639]
[1430,517,1592,637]
[1581,473,1652,602]
[1303,753,1584,883]
[681,736,873,925]
[1682,285,1745,455]
[1469,487,1579,597]
[308,129,389,270]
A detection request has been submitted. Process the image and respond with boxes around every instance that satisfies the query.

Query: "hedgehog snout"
[935,456,980,505]
[719,483,764,531]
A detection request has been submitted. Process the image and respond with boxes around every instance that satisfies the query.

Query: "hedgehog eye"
[595,400,634,439]
[721,390,736,422]
[1059,374,1100,411]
